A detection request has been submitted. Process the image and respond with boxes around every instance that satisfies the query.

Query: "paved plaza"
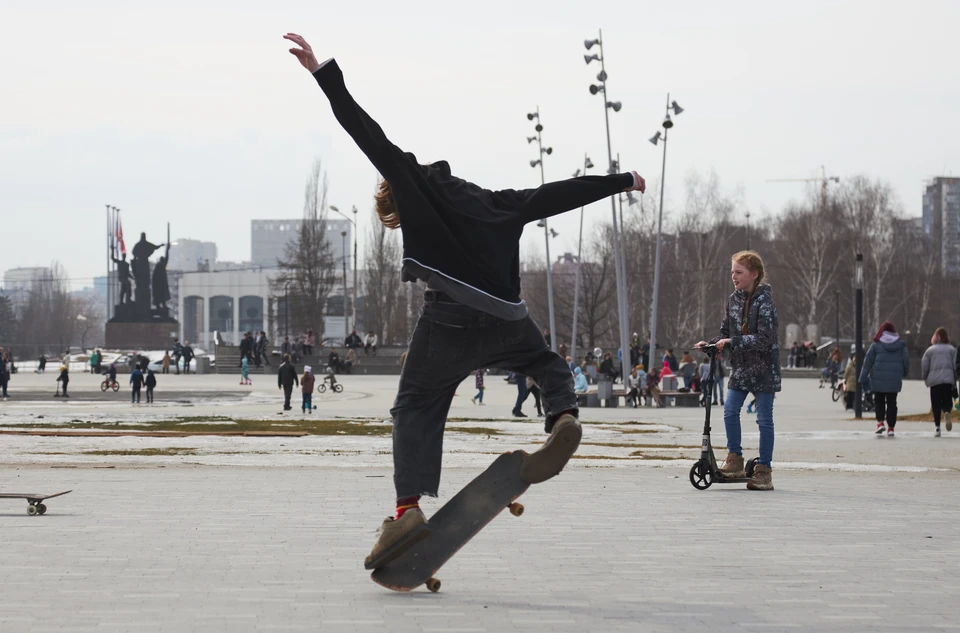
[0,372,958,632]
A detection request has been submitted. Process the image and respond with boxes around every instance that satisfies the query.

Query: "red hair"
[873,321,897,343]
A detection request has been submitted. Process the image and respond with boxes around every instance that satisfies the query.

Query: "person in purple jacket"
[285,33,646,566]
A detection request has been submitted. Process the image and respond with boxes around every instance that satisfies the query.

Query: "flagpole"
[106,205,111,321]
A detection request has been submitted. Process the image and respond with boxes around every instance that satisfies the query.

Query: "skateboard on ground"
[0,490,72,515]
[368,450,529,593]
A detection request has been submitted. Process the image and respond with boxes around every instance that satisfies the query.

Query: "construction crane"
[767,165,840,209]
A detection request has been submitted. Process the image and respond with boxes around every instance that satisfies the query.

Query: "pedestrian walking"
[679,350,697,390]
[526,376,544,417]
[172,339,183,374]
[922,327,956,437]
[512,373,530,418]
[712,355,726,405]
[859,321,909,437]
[181,342,194,374]
[842,356,857,410]
[130,366,144,404]
[698,356,712,406]
[301,365,315,413]
[37,353,47,374]
[161,351,171,374]
[0,349,9,400]
[258,331,270,366]
[145,369,157,404]
[277,354,298,411]
[471,369,485,405]
[698,250,780,490]
[284,31,646,566]
[304,330,315,356]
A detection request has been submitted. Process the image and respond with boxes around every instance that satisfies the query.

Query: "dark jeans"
[513,379,529,414]
[282,385,293,409]
[874,392,898,428]
[174,355,181,374]
[520,385,543,415]
[930,384,953,426]
[146,387,154,403]
[391,298,577,499]
[132,385,141,403]
[302,393,312,411]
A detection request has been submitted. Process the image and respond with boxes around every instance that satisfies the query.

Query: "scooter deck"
[370,451,529,592]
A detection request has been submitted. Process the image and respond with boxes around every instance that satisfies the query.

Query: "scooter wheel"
[745,457,758,478]
[689,461,713,490]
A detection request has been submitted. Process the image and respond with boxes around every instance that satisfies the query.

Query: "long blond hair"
[732,250,766,288]
[374,179,400,229]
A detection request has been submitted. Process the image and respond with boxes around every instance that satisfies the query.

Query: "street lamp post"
[527,108,557,352]
[648,93,684,375]
[584,30,630,387]
[330,205,359,338]
[570,154,594,366]
[341,230,349,344]
[854,253,864,419]
[284,282,290,340]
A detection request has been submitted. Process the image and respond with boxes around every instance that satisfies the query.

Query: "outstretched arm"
[491,171,645,224]
[284,33,406,181]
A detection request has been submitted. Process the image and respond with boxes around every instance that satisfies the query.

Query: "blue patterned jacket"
[710,284,782,393]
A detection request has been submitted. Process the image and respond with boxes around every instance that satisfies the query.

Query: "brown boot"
[746,463,774,490]
[520,414,582,484]
[718,452,745,478]
[363,508,429,569]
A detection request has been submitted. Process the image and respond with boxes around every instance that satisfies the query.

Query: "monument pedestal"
[106,321,179,350]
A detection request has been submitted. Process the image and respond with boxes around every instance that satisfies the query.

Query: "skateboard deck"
[0,490,72,515]
[370,450,529,592]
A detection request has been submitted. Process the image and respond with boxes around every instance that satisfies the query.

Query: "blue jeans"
[724,389,774,467]
[302,393,312,411]
[713,376,724,403]
[474,388,484,403]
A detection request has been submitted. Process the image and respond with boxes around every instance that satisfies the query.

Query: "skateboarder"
[284,32,646,564]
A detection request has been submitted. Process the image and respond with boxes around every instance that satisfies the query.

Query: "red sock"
[395,496,420,520]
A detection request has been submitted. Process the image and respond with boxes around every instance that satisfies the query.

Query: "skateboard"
[0,490,72,515]
[368,450,529,593]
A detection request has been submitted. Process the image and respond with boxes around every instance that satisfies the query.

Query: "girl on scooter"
[697,250,780,490]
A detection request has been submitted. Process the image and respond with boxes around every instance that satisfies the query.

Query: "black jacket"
[277,362,299,389]
[313,59,634,320]
[145,373,157,388]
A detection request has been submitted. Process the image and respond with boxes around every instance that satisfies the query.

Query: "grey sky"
[2,1,958,290]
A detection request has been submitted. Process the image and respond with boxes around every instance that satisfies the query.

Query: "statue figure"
[112,252,133,304]
[131,232,163,311]
[152,242,171,311]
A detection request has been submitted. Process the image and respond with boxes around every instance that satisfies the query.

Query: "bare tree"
[271,159,337,341]
[363,202,402,343]
[17,262,77,357]
[774,197,841,329]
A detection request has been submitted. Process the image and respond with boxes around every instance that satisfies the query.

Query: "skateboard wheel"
[27,505,38,516]
[426,578,441,593]
[37,504,47,515]
[508,502,524,517]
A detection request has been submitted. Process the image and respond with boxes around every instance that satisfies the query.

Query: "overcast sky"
[2,1,958,290]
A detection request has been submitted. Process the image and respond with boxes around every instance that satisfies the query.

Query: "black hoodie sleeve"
[490,173,634,224]
[312,59,406,182]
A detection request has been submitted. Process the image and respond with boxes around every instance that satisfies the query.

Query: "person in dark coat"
[277,354,299,411]
[181,342,194,374]
[860,321,909,436]
[145,369,157,404]
[699,250,780,491]
[56,364,69,397]
[130,366,144,404]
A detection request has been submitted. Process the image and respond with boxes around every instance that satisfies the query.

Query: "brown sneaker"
[363,508,429,570]
[945,412,953,432]
[718,452,745,478]
[520,414,582,484]
[746,463,774,490]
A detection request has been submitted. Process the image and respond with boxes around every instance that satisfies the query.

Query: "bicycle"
[317,372,343,394]
[100,379,120,392]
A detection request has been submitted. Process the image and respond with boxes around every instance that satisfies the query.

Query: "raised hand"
[624,171,646,194]
[283,33,321,73]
